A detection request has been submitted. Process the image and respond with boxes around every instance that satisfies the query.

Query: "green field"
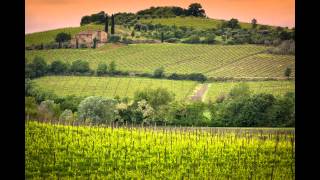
[32,76,198,101]
[204,81,295,102]
[140,17,259,29]
[25,44,294,79]
[26,121,295,179]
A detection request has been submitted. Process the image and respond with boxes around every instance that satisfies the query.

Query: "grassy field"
[26,121,295,179]
[25,44,294,79]
[32,76,198,101]
[139,17,262,29]
[205,81,295,102]
[25,24,144,46]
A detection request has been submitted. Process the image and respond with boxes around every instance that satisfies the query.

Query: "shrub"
[202,35,216,44]
[108,35,121,43]
[153,67,165,78]
[49,60,69,74]
[38,100,61,121]
[229,83,251,99]
[134,88,174,110]
[182,35,200,44]
[59,109,74,124]
[78,96,118,124]
[70,60,90,73]
[96,63,108,76]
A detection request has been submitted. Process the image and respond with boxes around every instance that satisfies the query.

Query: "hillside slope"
[25,43,294,79]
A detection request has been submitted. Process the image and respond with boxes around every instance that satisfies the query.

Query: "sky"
[25,0,295,34]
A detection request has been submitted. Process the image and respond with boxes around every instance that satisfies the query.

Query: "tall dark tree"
[251,18,257,29]
[111,14,115,34]
[187,3,206,17]
[105,15,109,33]
[55,33,71,48]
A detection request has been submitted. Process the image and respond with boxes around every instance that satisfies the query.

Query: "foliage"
[284,67,292,78]
[78,96,118,124]
[80,11,106,26]
[49,60,69,74]
[108,34,121,42]
[70,60,90,73]
[26,121,295,179]
[134,88,174,110]
[153,67,165,78]
[59,109,74,124]
[25,56,48,78]
[96,63,108,76]
[228,83,251,99]
[187,3,206,17]
[37,100,61,121]
[25,96,38,119]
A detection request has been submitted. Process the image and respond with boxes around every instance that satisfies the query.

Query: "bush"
[202,35,216,44]
[26,56,48,78]
[70,60,90,73]
[268,40,295,55]
[153,67,165,78]
[182,35,200,44]
[134,88,174,110]
[78,96,118,124]
[25,96,38,119]
[108,35,121,43]
[38,100,61,121]
[59,109,74,124]
[96,63,108,76]
[187,73,207,82]
[229,83,251,99]
[49,60,69,74]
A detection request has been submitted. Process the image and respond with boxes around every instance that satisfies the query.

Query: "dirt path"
[190,84,209,101]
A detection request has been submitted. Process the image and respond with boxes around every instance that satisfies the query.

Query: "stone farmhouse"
[70,30,108,48]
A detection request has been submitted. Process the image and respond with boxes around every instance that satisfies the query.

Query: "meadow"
[205,81,295,102]
[25,44,294,79]
[32,76,198,101]
[26,121,295,179]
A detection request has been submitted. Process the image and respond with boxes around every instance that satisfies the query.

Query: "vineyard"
[32,76,294,101]
[205,81,295,102]
[32,76,198,101]
[25,44,294,79]
[26,121,295,179]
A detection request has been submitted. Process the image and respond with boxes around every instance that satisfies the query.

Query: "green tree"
[59,109,74,124]
[55,32,71,48]
[229,83,251,99]
[134,88,174,110]
[131,30,135,37]
[109,61,116,74]
[78,96,118,124]
[25,96,38,120]
[284,67,292,79]
[96,63,108,76]
[70,60,90,73]
[38,100,61,122]
[227,18,240,29]
[49,60,69,74]
[27,56,48,78]
[251,18,257,29]
[153,67,165,78]
[187,3,206,17]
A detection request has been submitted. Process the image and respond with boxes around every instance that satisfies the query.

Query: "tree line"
[25,82,295,127]
[80,3,206,26]
[25,57,208,82]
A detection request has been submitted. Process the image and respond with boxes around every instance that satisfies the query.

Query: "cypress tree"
[111,14,115,34]
[161,32,164,43]
[105,15,109,33]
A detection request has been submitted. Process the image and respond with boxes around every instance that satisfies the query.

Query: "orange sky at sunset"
[26,0,295,34]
